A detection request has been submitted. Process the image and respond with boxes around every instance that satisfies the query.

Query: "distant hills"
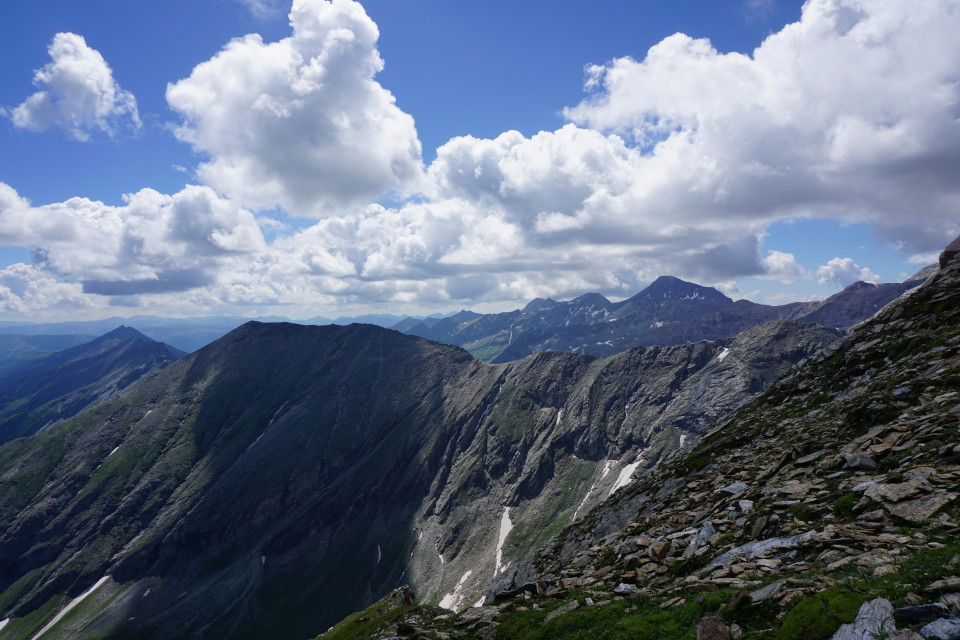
[0,313,452,354]
[0,326,185,446]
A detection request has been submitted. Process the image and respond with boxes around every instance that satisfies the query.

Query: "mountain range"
[401,273,930,363]
[329,238,960,640]
[0,309,839,638]
[0,242,954,640]
[0,272,927,361]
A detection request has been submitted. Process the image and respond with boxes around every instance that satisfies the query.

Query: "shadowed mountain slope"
[0,326,185,446]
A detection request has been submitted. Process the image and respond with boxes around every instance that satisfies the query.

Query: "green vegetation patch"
[775,585,865,640]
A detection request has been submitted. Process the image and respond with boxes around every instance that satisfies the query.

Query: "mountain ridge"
[319,238,960,640]
[0,326,185,446]
[402,273,927,364]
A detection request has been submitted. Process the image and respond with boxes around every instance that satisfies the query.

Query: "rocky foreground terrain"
[317,241,960,640]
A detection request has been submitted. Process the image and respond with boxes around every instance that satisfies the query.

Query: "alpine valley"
[0,241,957,640]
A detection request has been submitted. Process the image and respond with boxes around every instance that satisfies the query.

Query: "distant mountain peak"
[522,297,557,312]
[629,275,732,305]
[842,280,875,291]
[97,325,156,343]
[568,292,611,308]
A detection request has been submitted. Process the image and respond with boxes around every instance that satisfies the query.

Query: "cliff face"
[0,311,837,639]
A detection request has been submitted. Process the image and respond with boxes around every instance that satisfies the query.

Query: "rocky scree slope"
[403,275,925,364]
[321,238,960,640]
[0,317,836,639]
[0,326,185,447]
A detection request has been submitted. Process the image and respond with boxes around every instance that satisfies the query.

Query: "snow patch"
[31,575,110,640]
[142,588,150,598]
[261,555,266,565]
[610,458,642,496]
[0,619,10,631]
[494,507,513,575]
[107,446,119,458]
[473,597,485,608]
[268,401,288,426]
[245,433,265,452]
[555,407,564,427]
[438,570,473,611]
[376,544,381,565]
[572,460,615,521]
[717,347,730,362]
[679,434,688,449]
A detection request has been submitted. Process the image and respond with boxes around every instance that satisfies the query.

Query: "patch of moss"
[833,494,858,519]
[776,585,865,640]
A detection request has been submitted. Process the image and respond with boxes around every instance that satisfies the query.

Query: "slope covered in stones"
[322,239,960,640]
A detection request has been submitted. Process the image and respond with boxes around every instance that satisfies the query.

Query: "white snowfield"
[572,460,614,521]
[31,575,110,640]
[438,570,473,611]
[717,347,730,362]
[610,457,642,496]
[494,507,513,575]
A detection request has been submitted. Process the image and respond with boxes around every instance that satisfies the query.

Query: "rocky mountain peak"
[567,293,611,309]
[522,297,558,312]
[631,275,731,304]
[96,325,157,343]
[940,234,960,269]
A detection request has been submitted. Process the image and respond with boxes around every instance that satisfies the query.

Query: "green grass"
[775,585,865,640]
[833,494,858,519]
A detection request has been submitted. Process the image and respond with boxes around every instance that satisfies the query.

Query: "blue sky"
[0,0,957,320]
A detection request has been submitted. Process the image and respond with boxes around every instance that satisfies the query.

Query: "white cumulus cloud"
[564,0,960,254]
[166,0,424,216]
[0,263,93,316]
[0,183,266,296]
[761,250,808,282]
[6,33,140,141]
[816,257,881,286]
